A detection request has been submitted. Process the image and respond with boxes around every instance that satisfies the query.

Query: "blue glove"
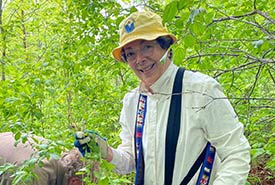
[74,130,108,158]
[74,131,91,156]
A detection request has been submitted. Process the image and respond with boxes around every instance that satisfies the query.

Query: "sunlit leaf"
[163,1,178,23]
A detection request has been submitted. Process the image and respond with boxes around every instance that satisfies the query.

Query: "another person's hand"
[74,130,108,158]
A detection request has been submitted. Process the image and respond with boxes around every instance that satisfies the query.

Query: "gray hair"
[60,148,83,180]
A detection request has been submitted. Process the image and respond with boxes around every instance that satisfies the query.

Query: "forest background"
[0,0,274,184]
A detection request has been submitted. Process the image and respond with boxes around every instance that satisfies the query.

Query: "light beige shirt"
[110,63,251,185]
[0,132,67,185]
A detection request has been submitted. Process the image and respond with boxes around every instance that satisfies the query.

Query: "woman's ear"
[68,176,82,185]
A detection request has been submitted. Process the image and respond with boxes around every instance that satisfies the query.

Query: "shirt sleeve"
[200,78,251,185]
[110,93,136,175]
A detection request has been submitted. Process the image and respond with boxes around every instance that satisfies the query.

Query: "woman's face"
[123,39,170,86]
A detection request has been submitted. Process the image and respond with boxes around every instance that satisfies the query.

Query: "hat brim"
[112,33,177,62]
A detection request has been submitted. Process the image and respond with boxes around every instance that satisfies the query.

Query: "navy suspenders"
[165,67,185,185]
[134,67,216,185]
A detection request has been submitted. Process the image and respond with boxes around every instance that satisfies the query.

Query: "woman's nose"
[135,50,146,64]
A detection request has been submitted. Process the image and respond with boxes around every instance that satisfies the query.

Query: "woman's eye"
[142,44,154,52]
[126,52,135,58]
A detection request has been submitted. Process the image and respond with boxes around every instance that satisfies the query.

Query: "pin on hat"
[112,11,177,62]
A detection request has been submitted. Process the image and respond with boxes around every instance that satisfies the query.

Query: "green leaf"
[38,144,49,150]
[190,22,205,36]
[173,46,186,65]
[130,7,137,13]
[266,156,275,170]
[178,0,194,10]
[175,17,184,28]
[188,8,206,24]
[98,177,109,185]
[34,78,41,85]
[50,153,60,160]
[183,34,196,48]
[12,171,27,185]
[250,148,264,160]
[4,97,20,103]
[0,163,15,176]
[15,132,21,141]
[163,1,178,23]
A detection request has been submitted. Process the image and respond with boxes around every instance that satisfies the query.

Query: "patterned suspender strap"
[165,67,185,185]
[180,142,215,185]
[134,94,147,185]
[196,143,216,185]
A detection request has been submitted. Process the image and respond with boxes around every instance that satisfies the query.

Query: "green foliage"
[162,0,275,182]
[0,0,274,184]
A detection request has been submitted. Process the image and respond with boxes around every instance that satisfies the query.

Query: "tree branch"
[191,92,275,112]
[209,9,275,40]
[185,51,274,65]
[255,9,275,26]
[214,60,259,78]
[0,0,5,81]
[251,105,275,109]
[267,66,275,86]
[185,53,239,61]
[210,10,257,24]
[246,64,262,98]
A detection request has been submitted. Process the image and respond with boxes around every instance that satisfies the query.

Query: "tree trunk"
[0,0,6,81]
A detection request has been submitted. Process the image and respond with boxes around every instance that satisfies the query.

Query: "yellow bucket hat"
[112,11,177,62]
